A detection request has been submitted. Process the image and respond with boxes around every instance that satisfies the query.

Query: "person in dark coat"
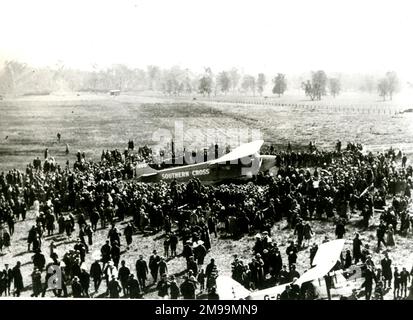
[400,267,411,298]
[31,268,42,297]
[194,241,207,265]
[1,264,13,296]
[278,265,290,284]
[79,269,90,297]
[187,256,198,276]
[136,255,149,289]
[362,266,376,300]
[101,240,111,267]
[84,224,93,246]
[335,219,346,239]
[381,253,392,289]
[208,286,219,300]
[124,223,134,250]
[108,275,122,298]
[169,275,180,299]
[128,274,141,299]
[71,276,83,298]
[180,276,196,299]
[118,260,131,296]
[158,257,168,278]
[205,259,216,279]
[294,219,304,248]
[353,233,362,264]
[74,239,86,263]
[27,226,37,251]
[169,232,178,257]
[309,244,318,266]
[344,250,352,269]
[111,242,121,267]
[32,249,46,272]
[156,274,170,298]
[182,241,193,262]
[376,221,387,252]
[12,261,24,297]
[394,267,401,299]
[149,250,161,283]
[90,260,102,292]
[286,242,298,269]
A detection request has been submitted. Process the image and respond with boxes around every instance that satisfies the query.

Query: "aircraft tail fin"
[134,163,158,179]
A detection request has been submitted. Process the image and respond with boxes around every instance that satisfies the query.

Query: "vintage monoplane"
[215,239,361,300]
[134,140,277,184]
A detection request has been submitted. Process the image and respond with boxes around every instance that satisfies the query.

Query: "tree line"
[0,61,400,101]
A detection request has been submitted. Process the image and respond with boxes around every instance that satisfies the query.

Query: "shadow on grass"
[13,251,29,257]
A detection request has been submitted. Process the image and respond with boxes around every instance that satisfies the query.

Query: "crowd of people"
[0,139,412,299]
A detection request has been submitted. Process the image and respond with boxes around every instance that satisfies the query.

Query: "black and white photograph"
[1,0,413,304]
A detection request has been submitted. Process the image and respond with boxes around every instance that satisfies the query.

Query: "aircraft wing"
[245,282,292,300]
[295,239,345,286]
[215,275,251,300]
[216,240,345,300]
[210,140,264,164]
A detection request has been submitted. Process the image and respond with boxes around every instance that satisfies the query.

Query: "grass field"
[1,92,413,173]
[1,92,413,299]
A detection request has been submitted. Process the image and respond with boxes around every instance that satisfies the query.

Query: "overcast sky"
[1,0,413,79]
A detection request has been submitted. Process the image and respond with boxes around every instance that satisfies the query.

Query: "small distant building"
[109,89,121,96]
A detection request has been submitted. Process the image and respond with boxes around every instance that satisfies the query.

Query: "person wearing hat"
[294,219,304,248]
[156,273,170,299]
[376,220,387,252]
[100,240,112,268]
[400,267,411,298]
[183,253,196,274]
[118,260,131,296]
[194,240,207,266]
[280,284,292,300]
[11,261,23,297]
[32,249,46,272]
[31,267,42,297]
[335,219,346,239]
[352,233,362,264]
[71,276,83,298]
[169,232,178,257]
[361,262,376,300]
[128,274,142,299]
[289,264,300,282]
[135,255,148,289]
[108,275,122,298]
[1,264,13,296]
[111,241,121,268]
[180,275,196,299]
[286,241,298,270]
[278,265,289,285]
[182,240,193,262]
[90,259,103,292]
[149,250,161,283]
[79,268,90,298]
[104,261,118,289]
[123,223,133,251]
[163,234,170,258]
[169,275,180,299]
[74,239,86,263]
